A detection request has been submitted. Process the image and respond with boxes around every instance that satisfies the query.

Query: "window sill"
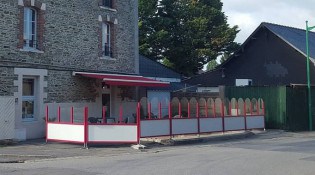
[99,6,117,12]
[22,118,37,123]
[20,48,44,54]
[100,56,116,61]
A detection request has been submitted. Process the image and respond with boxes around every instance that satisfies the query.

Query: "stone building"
[0,0,167,140]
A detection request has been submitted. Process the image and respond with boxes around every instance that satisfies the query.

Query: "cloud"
[222,0,315,43]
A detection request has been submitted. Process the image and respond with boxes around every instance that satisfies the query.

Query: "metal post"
[306,20,315,131]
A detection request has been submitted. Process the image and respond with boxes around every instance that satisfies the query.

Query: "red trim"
[88,141,138,144]
[48,122,84,126]
[46,139,84,144]
[74,72,169,87]
[89,123,137,126]
[141,118,169,121]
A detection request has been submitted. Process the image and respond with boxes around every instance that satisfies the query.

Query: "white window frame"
[102,23,111,57]
[22,77,37,121]
[24,7,37,49]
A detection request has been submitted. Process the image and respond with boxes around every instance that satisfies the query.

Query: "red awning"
[73,72,170,87]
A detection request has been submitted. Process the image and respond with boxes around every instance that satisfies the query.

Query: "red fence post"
[84,107,89,148]
[71,106,74,124]
[244,101,247,131]
[221,102,225,133]
[45,105,49,143]
[137,102,141,144]
[169,102,172,137]
[197,102,200,135]
[58,106,61,123]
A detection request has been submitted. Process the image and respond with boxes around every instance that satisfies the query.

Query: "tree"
[206,60,218,71]
[139,0,240,76]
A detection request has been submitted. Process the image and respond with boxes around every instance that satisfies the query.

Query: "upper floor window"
[24,7,37,49]
[103,0,113,8]
[102,23,113,57]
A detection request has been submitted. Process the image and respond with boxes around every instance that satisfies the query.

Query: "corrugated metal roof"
[139,55,181,79]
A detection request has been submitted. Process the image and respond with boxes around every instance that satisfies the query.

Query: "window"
[103,0,113,8]
[22,78,36,120]
[102,23,112,57]
[24,7,37,49]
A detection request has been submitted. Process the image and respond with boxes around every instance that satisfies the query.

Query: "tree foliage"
[139,0,240,76]
[206,60,218,71]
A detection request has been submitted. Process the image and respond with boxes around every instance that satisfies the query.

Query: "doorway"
[102,94,110,118]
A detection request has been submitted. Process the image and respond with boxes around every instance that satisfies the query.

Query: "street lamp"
[306,21,315,131]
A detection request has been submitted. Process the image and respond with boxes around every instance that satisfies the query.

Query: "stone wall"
[0,67,16,96]
[47,70,101,103]
[0,0,138,102]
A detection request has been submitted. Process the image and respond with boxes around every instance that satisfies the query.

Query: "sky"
[221,0,315,43]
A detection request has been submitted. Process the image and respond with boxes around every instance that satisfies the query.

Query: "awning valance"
[73,72,170,87]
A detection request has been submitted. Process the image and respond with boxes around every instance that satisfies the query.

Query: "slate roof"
[139,55,181,79]
[263,22,315,59]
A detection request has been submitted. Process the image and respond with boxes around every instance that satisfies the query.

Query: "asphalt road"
[1,131,315,175]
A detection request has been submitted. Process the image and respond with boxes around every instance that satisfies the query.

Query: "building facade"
[0,0,140,140]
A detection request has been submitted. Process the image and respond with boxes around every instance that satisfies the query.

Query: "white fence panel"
[224,117,245,131]
[0,97,15,140]
[47,123,84,142]
[140,120,170,137]
[89,125,137,142]
[200,118,223,133]
[246,116,265,129]
[172,118,198,135]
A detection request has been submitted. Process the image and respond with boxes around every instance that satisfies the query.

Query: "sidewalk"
[0,130,262,163]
